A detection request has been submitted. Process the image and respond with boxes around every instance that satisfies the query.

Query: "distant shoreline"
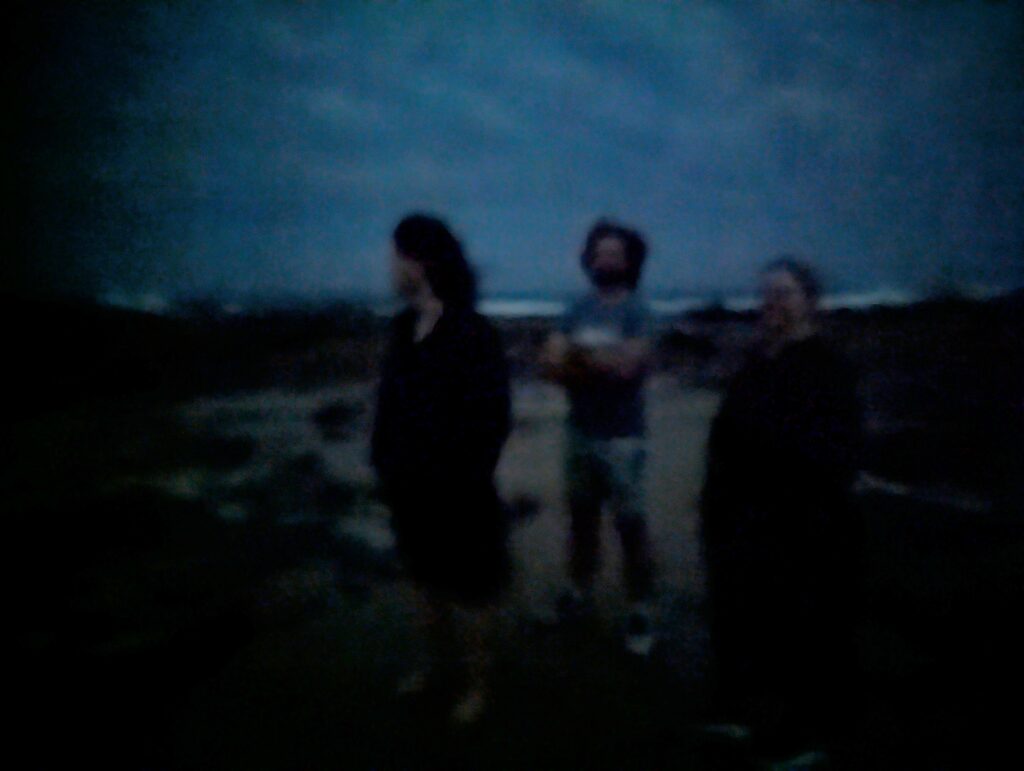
[92,285,1021,320]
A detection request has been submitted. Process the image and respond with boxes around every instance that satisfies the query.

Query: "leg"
[609,439,655,603]
[565,431,605,598]
[616,506,657,655]
[451,603,496,724]
[608,439,657,654]
[703,538,770,728]
[399,585,453,694]
[616,515,655,602]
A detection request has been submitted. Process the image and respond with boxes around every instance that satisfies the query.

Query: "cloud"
[15,0,1024,298]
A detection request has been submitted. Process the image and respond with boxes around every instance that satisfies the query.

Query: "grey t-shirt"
[561,293,651,439]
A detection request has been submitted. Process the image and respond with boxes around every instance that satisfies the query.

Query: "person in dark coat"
[699,257,863,761]
[371,213,511,724]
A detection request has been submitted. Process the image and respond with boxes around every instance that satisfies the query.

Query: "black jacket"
[371,306,511,498]
[700,335,862,548]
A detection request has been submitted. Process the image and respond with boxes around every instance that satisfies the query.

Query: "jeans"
[565,428,654,602]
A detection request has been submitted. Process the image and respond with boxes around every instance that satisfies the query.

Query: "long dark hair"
[580,218,647,290]
[393,213,477,309]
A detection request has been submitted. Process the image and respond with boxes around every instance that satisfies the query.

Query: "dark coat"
[371,305,511,497]
[370,305,512,604]
[700,335,862,551]
[699,334,864,713]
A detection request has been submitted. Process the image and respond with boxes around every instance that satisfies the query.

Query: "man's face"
[589,236,630,288]
[391,245,427,300]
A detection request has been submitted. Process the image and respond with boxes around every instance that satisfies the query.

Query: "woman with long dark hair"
[699,257,863,763]
[371,213,511,724]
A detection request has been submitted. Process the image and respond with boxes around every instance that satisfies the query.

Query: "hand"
[585,340,650,380]
[540,333,570,368]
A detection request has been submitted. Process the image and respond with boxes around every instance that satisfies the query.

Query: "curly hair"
[580,218,647,290]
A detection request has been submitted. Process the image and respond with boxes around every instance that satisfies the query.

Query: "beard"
[590,268,631,289]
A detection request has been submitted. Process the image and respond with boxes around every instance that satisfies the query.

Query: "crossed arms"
[539,332,651,387]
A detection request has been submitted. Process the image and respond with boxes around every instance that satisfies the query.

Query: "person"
[371,213,511,724]
[540,218,658,656]
[699,257,863,763]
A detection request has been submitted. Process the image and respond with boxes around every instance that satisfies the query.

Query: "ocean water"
[476,288,922,318]
[99,284,1019,320]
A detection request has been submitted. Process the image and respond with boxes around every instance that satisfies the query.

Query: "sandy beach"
[9,295,1023,769]
[170,372,719,642]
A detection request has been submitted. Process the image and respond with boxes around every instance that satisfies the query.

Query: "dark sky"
[10,0,1024,302]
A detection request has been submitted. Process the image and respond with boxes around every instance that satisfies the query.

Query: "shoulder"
[446,308,503,348]
[385,307,416,344]
[621,293,652,335]
[728,342,768,383]
[566,294,596,317]
[624,293,651,319]
[789,335,858,388]
[802,335,853,370]
[390,306,416,331]
[625,291,649,311]
[561,294,594,330]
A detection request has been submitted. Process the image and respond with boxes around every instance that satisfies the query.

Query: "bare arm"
[587,337,651,381]
[540,332,650,385]
[539,332,581,385]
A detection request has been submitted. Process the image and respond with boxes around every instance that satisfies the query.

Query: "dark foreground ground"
[7,293,1024,770]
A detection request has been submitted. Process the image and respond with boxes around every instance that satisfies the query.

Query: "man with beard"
[541,219,657,656]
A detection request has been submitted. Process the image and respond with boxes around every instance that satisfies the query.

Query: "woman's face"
[589,236,630,288]
[391,244,427,300]
[760,268,812,336]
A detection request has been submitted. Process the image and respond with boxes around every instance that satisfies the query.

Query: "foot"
[450,687,487,725]
[758,749,830,770]
[554,587,594,623]
[396,668,430,696]
[694,721,753,742]
[623,610,655,657]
